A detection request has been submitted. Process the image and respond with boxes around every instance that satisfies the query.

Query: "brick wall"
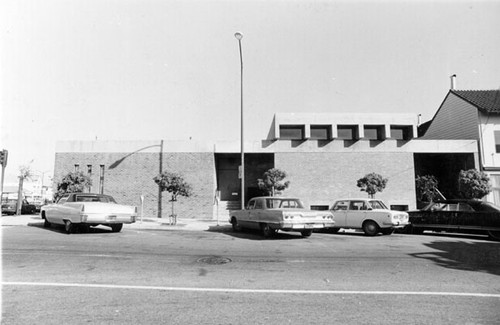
[275,152,416,210]
[54,152,216,219]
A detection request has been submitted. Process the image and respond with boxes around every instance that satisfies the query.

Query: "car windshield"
[75,195,117,203]
[266,198,304,209]
[368,200,388,210]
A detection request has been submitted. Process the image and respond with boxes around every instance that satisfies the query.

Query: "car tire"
[110,224,123,233]
[231,217,241,232]
[43,218,51,228]
[381,228,395,235]
[362,220,379,236]
[488,231,500,241]
[64,220,74,234]
[301,229,313,237]
[261,223,276,238]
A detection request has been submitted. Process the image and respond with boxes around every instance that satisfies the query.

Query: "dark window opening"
[310,205,329,211]
[390,205,409,211]
[495,131,500,153]
[390,125,413,140]
[279,125,305,140]
[310,125,331,140]
[364,125,384,140]
[337,125,358,140]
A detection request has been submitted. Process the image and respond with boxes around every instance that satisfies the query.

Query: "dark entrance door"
[215,153,274,203]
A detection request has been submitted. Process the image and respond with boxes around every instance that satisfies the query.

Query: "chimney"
[450,74,457,90]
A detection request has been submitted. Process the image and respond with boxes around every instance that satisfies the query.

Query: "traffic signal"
[0,150,8,167]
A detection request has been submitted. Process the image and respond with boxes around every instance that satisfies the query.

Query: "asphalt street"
[2,218,500,324]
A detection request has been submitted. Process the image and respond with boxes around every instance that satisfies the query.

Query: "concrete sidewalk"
[1,214,231,231]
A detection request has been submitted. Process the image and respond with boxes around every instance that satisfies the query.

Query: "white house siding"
[423,93,479,140]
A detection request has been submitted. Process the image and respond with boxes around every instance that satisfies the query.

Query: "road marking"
[3,282,500,298]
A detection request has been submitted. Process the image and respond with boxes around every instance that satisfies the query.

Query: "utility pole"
[0,150,8,217]
[158,140,164,218]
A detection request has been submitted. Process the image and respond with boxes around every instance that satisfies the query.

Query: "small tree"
[458,169,491,199]
[356,172,388,198]
[415,175,439,202]
[54,171,92,201]
[153,172,193,224]
[16,165,34,215]
[257,168,290,196]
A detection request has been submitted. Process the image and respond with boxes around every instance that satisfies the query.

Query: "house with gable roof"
[420,88,500,204]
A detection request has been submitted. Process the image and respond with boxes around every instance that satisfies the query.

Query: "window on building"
[310,125,331,140]
[310,205,329,211]
[337,125,358,140]
[87,165,93,193]
[390,125,413,140]
[99,165,105,194]
[364,125,384,140]
[390,205,409,211]
[74,164,80,172]
[279,125,305,140]
[490,175,500,206]
[494,131,500,153]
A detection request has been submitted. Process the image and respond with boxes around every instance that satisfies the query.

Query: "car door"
[331,200,349,228]
[346,200,367,228]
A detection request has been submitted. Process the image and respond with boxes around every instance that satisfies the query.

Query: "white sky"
[1,0,500,184]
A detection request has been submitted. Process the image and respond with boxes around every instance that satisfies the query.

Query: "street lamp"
[235,32,244,209]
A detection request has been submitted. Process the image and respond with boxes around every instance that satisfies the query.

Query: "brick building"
[54,113,478,220]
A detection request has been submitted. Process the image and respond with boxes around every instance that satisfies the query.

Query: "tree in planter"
[415,175,439,203]
[257,168,290,196]
[54,171,92,201]
[356,172,388,198]
[153,171,193,225]
[16,165,34,215]
[458,169,491,199]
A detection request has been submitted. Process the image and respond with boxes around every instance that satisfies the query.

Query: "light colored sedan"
[330,198,409,236]
[229,196,335,238]
[41,193,137,234]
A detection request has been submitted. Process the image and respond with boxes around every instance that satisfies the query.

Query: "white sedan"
[330,198,409,236]
[41,193,137,234]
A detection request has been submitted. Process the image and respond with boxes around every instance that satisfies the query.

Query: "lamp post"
[235,31,244,209]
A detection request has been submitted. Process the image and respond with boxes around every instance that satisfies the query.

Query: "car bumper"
[82,214,137,224]
[382,221,410,228]
[280,221,335,230]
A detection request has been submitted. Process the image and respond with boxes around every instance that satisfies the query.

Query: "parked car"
[229,196,335,238]
[329,198,409,236]
[41,193,137,234]
[405,199,500,240]
[1,197,37,215]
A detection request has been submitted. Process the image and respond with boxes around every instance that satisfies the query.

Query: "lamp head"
[234,32,243,40]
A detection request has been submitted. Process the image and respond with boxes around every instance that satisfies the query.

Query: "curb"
[1,214,230,232]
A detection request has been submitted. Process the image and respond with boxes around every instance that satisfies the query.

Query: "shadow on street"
[410,240,500,276]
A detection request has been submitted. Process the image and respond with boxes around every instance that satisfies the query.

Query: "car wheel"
[261,223,276,238]
[301,229,313,237]
[64,220,74,234]
[231,217,241,232]
[381,228,395,235]
[43,218,51,228]
[488,231,500,241]
[362,221,379,236]
[110,224,123,232]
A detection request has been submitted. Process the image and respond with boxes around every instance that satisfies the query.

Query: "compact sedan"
[330,198,409,236]
[229,197,334,238]
[406,199,500,240]
[41,193,137,234]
